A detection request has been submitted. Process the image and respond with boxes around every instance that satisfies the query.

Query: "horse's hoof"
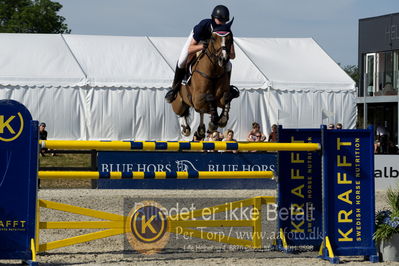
[182,129,191,136]
[181,125,191,136]
[208,122,218,131]
[218,116,228,128]
[218,122,227,128]
[197,126,206,139]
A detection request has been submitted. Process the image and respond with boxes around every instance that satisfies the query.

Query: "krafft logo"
[0,112,24,142]
[0,219,27,232]
[126,201,170,254]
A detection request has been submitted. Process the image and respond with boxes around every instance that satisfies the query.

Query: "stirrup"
[182,72,192,86]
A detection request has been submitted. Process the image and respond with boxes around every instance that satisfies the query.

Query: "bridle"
[192,32,232,81]
[206,32,232,67]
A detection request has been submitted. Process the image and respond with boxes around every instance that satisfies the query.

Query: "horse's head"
[207,19,234,67]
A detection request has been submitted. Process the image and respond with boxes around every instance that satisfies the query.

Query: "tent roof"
[0,33,354,91]
[0,34,86,86]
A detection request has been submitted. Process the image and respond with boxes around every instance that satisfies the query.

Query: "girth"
[192,69,226,81]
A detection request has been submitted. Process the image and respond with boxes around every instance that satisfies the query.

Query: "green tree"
[341,64,359,88]
[0,0,70,33]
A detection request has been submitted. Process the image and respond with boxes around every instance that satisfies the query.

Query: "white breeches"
[177,31,194,69]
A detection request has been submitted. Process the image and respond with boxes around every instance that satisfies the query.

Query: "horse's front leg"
[180,116,191,136]
[205,94,219,131]
[218,102,230,128]
[196,113,206,139]
[216,84,234,128]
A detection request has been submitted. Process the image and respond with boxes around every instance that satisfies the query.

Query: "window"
[394,51,399,91]
[364,53,376,96]
[364,51,398,96]
[376,51,397,95]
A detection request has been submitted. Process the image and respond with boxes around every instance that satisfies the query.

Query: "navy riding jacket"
[193,19,233,42]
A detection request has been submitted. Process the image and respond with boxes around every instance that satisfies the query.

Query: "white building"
[0,33,355,140]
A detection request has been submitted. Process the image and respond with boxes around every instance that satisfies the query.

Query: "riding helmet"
[211,5,230,22]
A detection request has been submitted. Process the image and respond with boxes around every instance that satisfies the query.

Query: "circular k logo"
[0,112,24,142]
[126,201,169,254]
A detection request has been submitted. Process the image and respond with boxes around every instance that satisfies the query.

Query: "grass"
[39,153,94,189]
[39,153,91,168]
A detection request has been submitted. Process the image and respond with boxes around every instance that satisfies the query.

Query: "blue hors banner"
[0,100,38,260]
[97,151,277,189]
[322,126,377,257]
[278,127,323,248]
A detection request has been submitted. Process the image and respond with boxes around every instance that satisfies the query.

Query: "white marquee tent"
[0,33,356,140]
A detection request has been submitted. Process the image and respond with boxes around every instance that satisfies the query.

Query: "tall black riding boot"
[226,69,240,101]
[165,66,186,103]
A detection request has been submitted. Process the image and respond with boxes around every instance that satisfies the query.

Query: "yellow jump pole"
[38,170,274,180]
[40,140,320,152]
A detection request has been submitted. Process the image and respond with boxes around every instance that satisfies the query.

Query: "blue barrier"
[97,151,277,189]
[321,126,377,262]
[277,127,323,249]
[0,100,38,265]
[276,126,378,263]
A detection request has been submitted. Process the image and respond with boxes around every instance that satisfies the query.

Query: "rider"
[165,5,236,103]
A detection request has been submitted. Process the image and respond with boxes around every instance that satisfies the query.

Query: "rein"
[191,35,231,81]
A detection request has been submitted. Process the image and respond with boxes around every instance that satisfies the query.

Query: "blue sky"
[57,0,398,66]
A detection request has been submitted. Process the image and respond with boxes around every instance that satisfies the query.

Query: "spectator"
[223,129,237,153]
[207,131,221,152]
[247,122,266,142]
[204,130,212,141]
[219,132,224,141]
[39,122,48,156]
[211,131,221,141]
[255,133,263,142]
[388,141,399,154]
[223,129,236,141]
[335,123,343,130]
[327,123,335,130]
[376,123,389,153]
[268,124,278,142]
[248,132,265,152]
[374,139,380,154]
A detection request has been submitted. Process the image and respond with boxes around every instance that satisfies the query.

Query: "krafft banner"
[322,127,377,257]
[278,127,323,248]
[0,100,38,261]
[97,151,277,189]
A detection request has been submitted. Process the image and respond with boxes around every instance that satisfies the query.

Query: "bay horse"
[170,29,239,139]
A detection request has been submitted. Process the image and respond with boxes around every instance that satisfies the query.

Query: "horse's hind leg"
[172,95,191,136]
[180,110,191,136]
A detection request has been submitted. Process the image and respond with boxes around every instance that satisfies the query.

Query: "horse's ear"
[226,17,234,29]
